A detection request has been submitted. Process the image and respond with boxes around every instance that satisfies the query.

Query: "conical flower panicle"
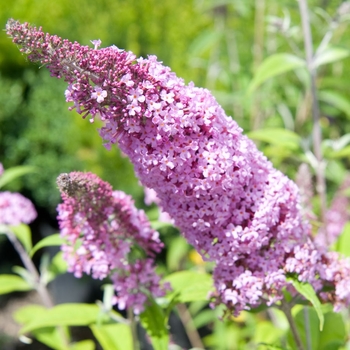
[8,19,350,315]
[56,172,168,313]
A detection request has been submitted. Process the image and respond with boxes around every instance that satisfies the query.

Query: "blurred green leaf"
[313,46,350,68]
[319,90,350,119]
[140,298,169,350]
[335,222,350,256]
[31,327,68,350]
[0,166,37,189]
[288,306,320,350]
[69,340,95,350]
[247,128,301,151]
[329,145,350,159]
[30,233,64,257]
[15,303,105,334]
[247,53,305,93]
[319,312,346,349]
[10,224,33,253]
[0,274,32,294]
[164,271,213,303]
[14,304,47,324]
[288,278,324,331]
[91,323,133,350]
[166,236,190,271]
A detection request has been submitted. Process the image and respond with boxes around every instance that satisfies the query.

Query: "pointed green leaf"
[164,271,213,303]
[14,304,47,324]
[247,53,306,93]
[69,340,95,350]
[90,323,133,350]
[166,236,190,271]
[31,326,68,350]
[30,234,64,257]
[0,274,32,294]
[247,128,301,151]
[0,166,37,189]
[15,303,104,334]
[140,298,169,350]
[318,312,346,349]
[313,46,350,68]
[288,277,324,330]
[319,90,350,119]
[335,222,350,256]
[10,224,32,253]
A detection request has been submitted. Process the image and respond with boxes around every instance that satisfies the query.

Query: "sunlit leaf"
[0,274,32,294]
[0,166,37,189]
[30,233,64,257]
[164,271,213,303]
[247,53,306,93]
[69,340,95,350]
[288,277,324,330]
[318,312,346,349]
[10,224,32,253]
[335,222,350,256]
[15,303,105,334]
[247,128,301,151]
[313,46,350,68]
[319,90,350,119]
[166,236,190,271]
[91,323,133,350]
[140,298,169,350]
[31,327,68,350]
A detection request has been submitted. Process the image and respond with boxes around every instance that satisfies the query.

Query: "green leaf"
[30,233,64,257]
[90,323,133,350]
[0,165,37,189]
[335,222,350,256]
[246,128,301,151]
[330,145,350,159]
[166,236,190,271]
[10,224,32,253]
[140,298,169,350]
[31,326,68,350]
[319,312,346,349]
[14,304,47,324]
[164,271,213,303]
[0,274,32,294]
[288,277,324,330]
[69,340,95,350]
[15,303,105,334]
[318,90,350,119]
[313,46,350,68]
[247,53,306,93]
[287,306,320,350]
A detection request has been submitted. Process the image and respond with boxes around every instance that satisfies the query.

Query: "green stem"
[6,228,70,348]
[176,303,205,349]
[127,308,140,350]
[280,300,305,350]
[297,0,327,236]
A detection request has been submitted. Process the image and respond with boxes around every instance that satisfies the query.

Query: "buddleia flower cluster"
[7,19,350,315]
[56,172,169,314]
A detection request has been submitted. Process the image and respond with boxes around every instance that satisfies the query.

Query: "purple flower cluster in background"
[6,19,350,315]
[0,163,37,226]
[56,172,169,314]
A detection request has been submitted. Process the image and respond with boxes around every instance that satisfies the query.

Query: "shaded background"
[1,0,350,349]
